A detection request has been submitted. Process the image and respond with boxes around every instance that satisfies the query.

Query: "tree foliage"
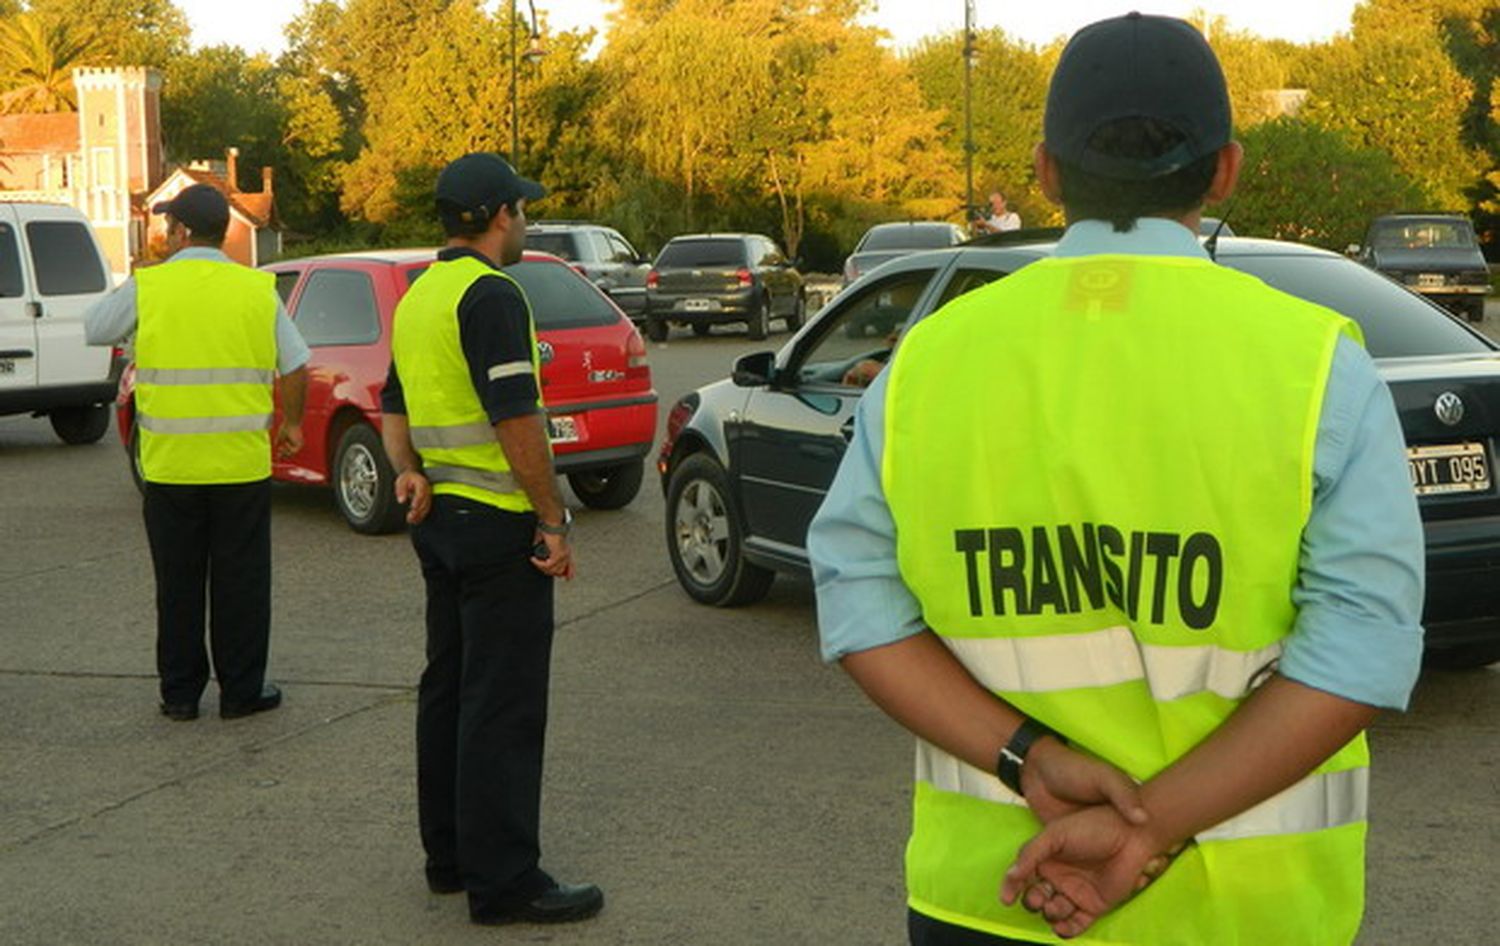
[0,12,99,112]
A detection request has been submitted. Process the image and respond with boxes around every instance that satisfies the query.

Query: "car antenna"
[1204,203,1233,262]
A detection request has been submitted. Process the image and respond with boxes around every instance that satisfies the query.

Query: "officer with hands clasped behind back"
[809,13,1424,946]
[380,153,602,927]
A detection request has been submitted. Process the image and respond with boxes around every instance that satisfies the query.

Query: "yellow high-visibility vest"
[389,255,541,512]
[883,252,1369,945]
[134,260,278,485]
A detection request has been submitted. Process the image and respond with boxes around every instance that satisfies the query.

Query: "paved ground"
[1,303,1497,945]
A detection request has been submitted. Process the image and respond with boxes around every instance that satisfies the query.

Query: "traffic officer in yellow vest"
[808,14,1424,946]
[85,183,309,721]
[379,153,602,927]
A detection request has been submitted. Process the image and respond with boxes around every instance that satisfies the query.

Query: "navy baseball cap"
[151,183,230,234]
[435,153,546,226]
[1044,12,1232,180]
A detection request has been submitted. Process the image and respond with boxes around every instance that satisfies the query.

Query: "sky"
[176,0,1364,59]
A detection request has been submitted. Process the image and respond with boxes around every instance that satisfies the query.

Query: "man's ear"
[1207,142,1243,205]
[1034,143,1064,206]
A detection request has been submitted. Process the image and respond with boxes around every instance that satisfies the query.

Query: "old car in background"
[1352,213,1491,322]
[644,233,805,342]
[117,250,657,533]
[527,221,651,321]
[842,221,968,286]
[658,234,1500,669]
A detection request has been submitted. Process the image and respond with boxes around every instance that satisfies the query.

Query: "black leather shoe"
[470,882,604,925]
[221,683,282,719]
[426,866,463,895]
[159,701,199,721]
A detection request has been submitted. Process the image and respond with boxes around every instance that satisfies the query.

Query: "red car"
[116,250,657,533]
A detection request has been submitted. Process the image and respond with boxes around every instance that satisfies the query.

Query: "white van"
[0,202,119,444]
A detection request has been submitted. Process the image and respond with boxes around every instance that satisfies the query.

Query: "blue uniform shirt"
[809,219,1425,710]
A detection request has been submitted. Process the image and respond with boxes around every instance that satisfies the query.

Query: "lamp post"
[509,0,547,163]
[963,0,977,226]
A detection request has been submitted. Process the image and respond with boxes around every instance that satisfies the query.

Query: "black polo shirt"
[381,247,540,423]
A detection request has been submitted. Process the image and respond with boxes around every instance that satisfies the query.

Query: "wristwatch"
[995,717,1065,797]
[537,507,573,537]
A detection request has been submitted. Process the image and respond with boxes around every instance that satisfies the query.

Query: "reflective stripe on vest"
[389,256,541,512]
[884,253,1369,945]
[134,260,278,485]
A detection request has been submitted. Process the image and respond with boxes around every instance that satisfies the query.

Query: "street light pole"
[509,0,546,164]
[963,0,976,226]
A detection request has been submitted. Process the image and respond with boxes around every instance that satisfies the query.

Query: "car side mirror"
[732,351,777,388]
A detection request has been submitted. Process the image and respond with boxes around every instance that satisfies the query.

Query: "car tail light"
[844,259,859,282]
[625,328,651,382]
[658,394,699,475]
[736,268,753,287]
[646,269,659,289]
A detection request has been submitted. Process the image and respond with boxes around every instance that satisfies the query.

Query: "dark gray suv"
[644,233,806,342]
[527,221,651,319]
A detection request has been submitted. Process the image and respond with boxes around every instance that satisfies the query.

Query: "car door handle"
[25,302,43,319]
[839,417,856,442]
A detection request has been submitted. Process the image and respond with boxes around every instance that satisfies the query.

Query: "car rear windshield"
[860,225,958,252]
[1369,219,1477,250]
[525,231,578,261]
[405,261,619,330]
[656,239,746,269]
[1222,254,1493,358]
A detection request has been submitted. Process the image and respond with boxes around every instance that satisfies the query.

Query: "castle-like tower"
[71,67,164,276]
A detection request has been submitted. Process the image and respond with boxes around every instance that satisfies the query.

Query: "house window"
[91,148,115,188]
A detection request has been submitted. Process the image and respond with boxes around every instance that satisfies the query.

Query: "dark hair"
[185,225,227,246]
[438,199,517,239]
[1056,117,1219,232]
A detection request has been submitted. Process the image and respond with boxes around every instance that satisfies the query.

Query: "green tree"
[28,0,189,67]
[0,12,100,112]
[1189,13,1290,128]
[1230,118,1426,250]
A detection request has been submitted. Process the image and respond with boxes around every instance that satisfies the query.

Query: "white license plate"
[547,415,580,444]
[0,359,13,375]
[680,298,721,312]
[1408,442,1490,495]
[1416,273,1446,289]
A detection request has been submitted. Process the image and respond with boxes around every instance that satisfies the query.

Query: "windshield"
[525,231,578,261]
[1221,254,1492,358]
[1369,219,1477,250]
[860,225,959,252]
[404,260,619,329]
[656,240,745,268]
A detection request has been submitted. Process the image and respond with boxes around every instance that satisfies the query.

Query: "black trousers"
[910,910,1039,946]
[412,496,554,909]
[142,479,272,708]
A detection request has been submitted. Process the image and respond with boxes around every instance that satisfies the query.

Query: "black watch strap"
[995,718,1064,797]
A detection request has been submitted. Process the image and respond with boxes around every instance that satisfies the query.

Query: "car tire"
[567,460,645,511]
[126,417,145,496]
[1466,300,1485,323]
[665,453,773,607]
[646,315,669,342]
[1423,640,1500,671]
[50,404,110,445]
[747,295,770,341]
[787,292,805,331]
[333,423,405,535]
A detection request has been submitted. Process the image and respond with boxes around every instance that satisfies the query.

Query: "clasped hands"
[1002,738,1185,939]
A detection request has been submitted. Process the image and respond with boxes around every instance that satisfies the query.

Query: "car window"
[526,231,578,261]
[1370,219,1476,250]
[503,260,620,329]
[274,271,300,306]
[795,269,938,386]
[656,239,745,268]
[861,225,964,252]
[606,233,637,263]
[25,221,107,295]
[587,232,613,262]
[1221,254,1493,358]
[292,269,381,347]
[0,222,24,297]
[932,267,1006,308]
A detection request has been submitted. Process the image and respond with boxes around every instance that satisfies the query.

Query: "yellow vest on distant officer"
[390,256,541,513]
[134,260,278,485]
[883,253,1369,945]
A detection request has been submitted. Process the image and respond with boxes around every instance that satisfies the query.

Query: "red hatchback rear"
[115,250,657,533]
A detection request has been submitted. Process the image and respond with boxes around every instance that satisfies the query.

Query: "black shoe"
[221,683,282,720]
[470,882,604,926]
[159,701,199,721]
[426,866,463,895]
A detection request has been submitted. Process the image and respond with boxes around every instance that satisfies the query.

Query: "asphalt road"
[1,304,1497,945]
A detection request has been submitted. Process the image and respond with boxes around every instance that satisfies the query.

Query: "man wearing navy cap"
[381,153,602,926]
[85,182,311,722]
[810,13,1422,945]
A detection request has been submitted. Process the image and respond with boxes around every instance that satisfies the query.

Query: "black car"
[658,236,1500,669]
[1351,214,1491,322]
[843,221,968,286]
[644,233,806,342]
[526,221,651,320]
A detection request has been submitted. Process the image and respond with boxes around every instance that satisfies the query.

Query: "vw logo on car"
[1435,391,1465,426]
